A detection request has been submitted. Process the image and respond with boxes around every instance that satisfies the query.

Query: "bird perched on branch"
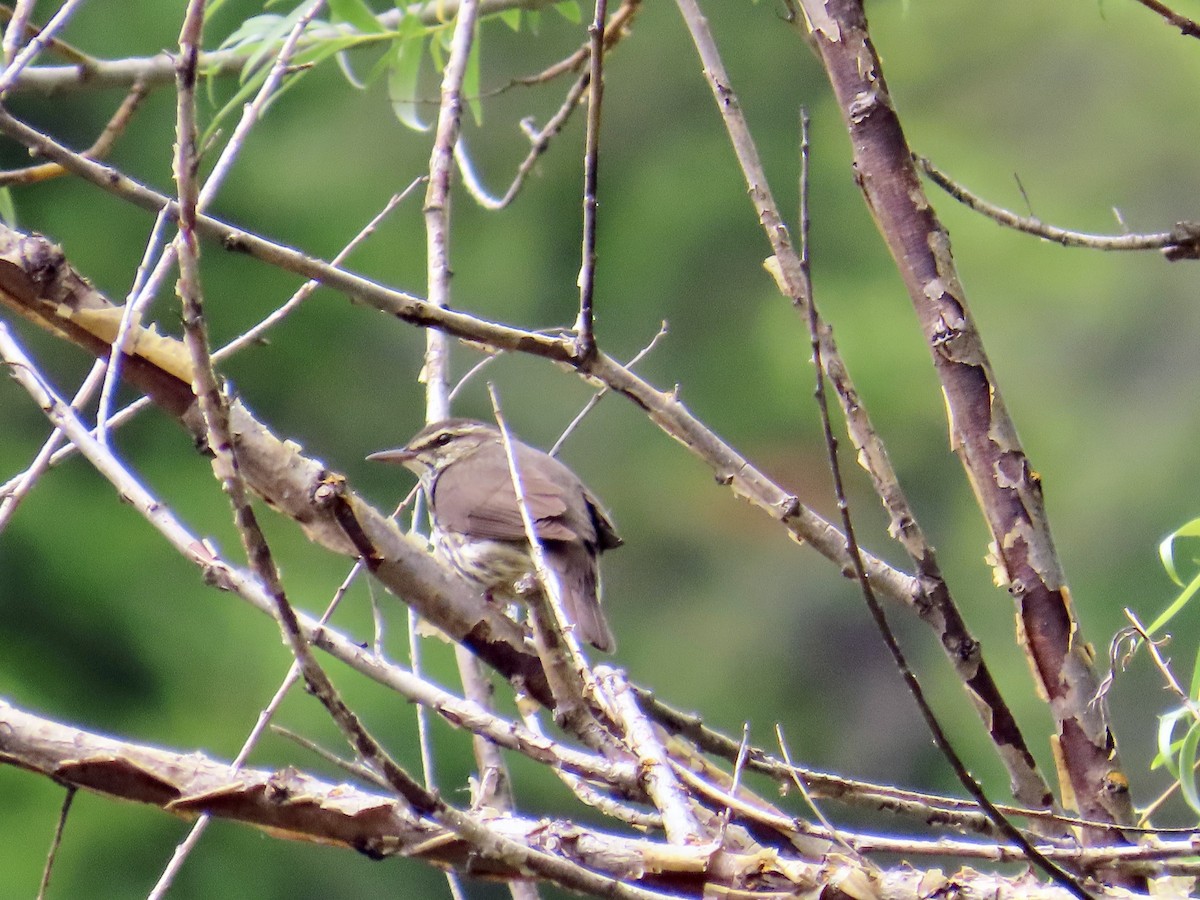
[368,418,621,652]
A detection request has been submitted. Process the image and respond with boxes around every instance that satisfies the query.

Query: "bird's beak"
[366,447,416,466]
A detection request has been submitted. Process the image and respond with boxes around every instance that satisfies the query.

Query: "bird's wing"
[433,444,584,543]
[584,488,623,551]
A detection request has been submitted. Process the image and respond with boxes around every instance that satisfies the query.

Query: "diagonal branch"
[916,156,1200,262]
[794,0,1135,853]
[674,0,1057,821]
[0,130,922,640]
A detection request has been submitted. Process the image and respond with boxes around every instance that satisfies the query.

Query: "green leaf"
[204,0,234,20]
[553,1,582,24]
[217,14,284,53]
[242,5,314,84]
[0,187,17,228]
[1160,517,1200,587]
[1179,721,1200,814]
[1144,569,1200,637]
[388,27,430,131]
[1157,707,1190,775]
[363,42,398,86]
[292,34,363,67]
[202,63,278,146]
[1189,644,1200,704]
[498,8,522,30]
[292,32,371,88]
[328,0,386,33]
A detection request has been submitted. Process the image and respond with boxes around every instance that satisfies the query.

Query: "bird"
[367,418,621,652]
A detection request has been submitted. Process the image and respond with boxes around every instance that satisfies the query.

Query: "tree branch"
[795,0,1135,855]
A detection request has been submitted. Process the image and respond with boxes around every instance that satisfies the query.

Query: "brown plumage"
[368,419,621,651]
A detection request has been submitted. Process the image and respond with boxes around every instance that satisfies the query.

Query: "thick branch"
[796,0,1134,846]
[677,0,1058,822]
[2,697,1172,896]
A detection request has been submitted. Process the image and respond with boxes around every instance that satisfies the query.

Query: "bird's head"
[367,418,499,477]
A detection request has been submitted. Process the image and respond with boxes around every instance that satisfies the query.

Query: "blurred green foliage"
[4,0,1200,895]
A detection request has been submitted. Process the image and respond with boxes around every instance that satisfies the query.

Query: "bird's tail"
[545,544,616,653]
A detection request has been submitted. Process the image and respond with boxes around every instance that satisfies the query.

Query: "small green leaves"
[1160,517,1200,588]
[1145,519,1200,637]
[388,15,430,131]
[0,187,16,228]
[328,0,386,34]
[208,1,548,136]
[1151,520,1200,816]
[554,1,583,24]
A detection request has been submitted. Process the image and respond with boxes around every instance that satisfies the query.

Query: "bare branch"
[916,155,1200,260]
[795,0,1135,848]
[1128,0,1200,39]
[675,0,1057,820]
[0,0,87,94]
[0,215,923,688]
[599,667,703,844]
[0,79,149,187]
[574,0,608,357]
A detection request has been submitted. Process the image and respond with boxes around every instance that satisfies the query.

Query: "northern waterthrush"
[368,418,621,652]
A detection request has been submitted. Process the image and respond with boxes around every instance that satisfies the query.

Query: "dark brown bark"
[798,0,1134,849]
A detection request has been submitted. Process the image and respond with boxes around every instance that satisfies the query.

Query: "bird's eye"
[435,433,453,446]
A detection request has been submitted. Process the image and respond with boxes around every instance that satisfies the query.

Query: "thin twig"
[0,0,86,95]
[0,359,105,532]
[1125,610,1192,708]
[150,562,363,895]
[0,78,149,186]
[574,0,608,358]
[457,0,641,211]
[271,724,390,788]
[487,385,612,750]
[97,0,328,442]
[95,206,172,448]
[549,320,667,457]
[1129,0,1200,38]
[775,724,863,861]
[455,73,588,209]
[2,0,37,67]
[1120,610,1197,826]
[0,188,413,498]
[220,183,420,359]
[35,786,75,900]
[0,2,93,68]
[715,722,750,842]
[917,154,1198,257]
[518,703,660,827]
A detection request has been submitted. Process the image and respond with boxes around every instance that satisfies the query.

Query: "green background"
[3,0,1200,896]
